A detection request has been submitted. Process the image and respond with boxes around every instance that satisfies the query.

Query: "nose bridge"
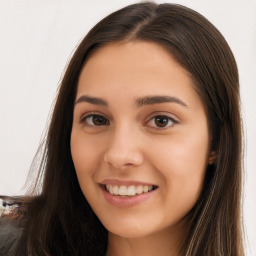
[104,121,143,168]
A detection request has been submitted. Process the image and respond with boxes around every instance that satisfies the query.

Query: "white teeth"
[105,184,155,196]
[106,184,114,195]
[127,185,136,196]
[113,185,119,195]
[149,185,153,191]
[106,185,110,192]
[119,185,127,196]
[135,185,143,194]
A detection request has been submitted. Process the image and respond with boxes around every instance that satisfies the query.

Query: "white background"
[0,0,255,254]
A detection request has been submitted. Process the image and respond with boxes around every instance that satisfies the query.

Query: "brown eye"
[83,114,109,126]
[155,116,169,127]
[148,115,177,128]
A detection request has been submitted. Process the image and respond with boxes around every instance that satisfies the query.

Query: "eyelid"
[78,111,179,130]
[145,112,179,129]
[80,112,110,126]
[80,110,108,120]
[146,111,179,122]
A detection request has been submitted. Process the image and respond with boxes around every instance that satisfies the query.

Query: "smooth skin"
[71,41,212,256]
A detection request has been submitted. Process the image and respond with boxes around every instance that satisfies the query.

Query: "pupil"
[93,115,107,125]
[155,116,168,127]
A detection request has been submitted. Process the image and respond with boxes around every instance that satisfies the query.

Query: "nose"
[103,126,144,169]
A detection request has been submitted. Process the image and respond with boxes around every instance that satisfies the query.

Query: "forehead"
[78,41,190,88]
[85,40,176,66]
[76,41,203,111]
[84,41,185,72]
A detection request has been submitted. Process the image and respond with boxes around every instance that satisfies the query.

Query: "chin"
[101,216,162,239]
[107,226,153,239]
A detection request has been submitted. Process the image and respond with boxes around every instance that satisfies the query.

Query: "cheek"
[149,130,209,207]
[150,130,209,172]
[70,133,107,207]
[70,133,103,183]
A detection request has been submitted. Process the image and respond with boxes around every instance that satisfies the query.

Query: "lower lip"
[101,186,157,208]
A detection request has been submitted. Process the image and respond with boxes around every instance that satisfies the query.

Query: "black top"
[0,217,24,256]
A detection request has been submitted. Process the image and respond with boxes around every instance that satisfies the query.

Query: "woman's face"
[71,41,211,239]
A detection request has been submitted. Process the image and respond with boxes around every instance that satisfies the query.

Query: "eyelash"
[80,113,178,129]
[147,115,178,130]
[80,114,110,127]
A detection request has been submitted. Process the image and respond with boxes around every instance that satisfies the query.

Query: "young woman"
[0,2,244,255]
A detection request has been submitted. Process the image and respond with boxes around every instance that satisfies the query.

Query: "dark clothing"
[0,217,24,256]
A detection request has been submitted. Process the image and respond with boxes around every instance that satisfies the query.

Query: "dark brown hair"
[1,2,244,255]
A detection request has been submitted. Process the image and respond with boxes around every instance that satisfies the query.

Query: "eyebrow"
[136,96,188,107]
[74,95,188,108]
[75,95,108,106]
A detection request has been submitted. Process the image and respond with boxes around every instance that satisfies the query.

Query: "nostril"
[103,151,144,168]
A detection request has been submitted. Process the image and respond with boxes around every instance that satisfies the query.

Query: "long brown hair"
[1,2,244,255]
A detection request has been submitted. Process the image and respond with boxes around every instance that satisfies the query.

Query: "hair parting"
[0,2,244,255]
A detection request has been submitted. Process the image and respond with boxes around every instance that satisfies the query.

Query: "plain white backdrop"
[0,0,255,254]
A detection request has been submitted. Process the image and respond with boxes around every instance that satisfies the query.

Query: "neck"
[106,223,185,256]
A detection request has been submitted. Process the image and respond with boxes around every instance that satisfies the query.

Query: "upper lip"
[99,178,157,186]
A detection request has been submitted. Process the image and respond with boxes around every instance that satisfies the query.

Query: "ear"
[208,151,217,165]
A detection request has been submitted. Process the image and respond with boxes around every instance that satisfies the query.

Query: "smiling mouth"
[105,184,158,197]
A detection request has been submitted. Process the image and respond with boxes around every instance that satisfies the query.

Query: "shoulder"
[0,217,24,255]
[0,199,26,255]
